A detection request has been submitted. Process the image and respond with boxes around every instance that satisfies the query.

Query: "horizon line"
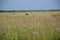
[0,9,60,12]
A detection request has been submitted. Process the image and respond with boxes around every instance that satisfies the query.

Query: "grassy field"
[0,11,60,40]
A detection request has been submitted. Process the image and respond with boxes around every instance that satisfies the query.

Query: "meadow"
[0,11,60,40]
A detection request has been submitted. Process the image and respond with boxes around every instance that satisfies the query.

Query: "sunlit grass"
[0,12,60,40]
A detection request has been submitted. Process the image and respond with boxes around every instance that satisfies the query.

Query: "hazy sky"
[0,0,60,10]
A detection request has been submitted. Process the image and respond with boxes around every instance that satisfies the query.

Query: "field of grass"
[0,11,60,40]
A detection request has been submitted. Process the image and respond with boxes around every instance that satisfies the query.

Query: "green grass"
[0,12,60,40]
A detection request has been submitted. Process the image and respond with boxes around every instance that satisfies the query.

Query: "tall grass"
[0,12,60,40]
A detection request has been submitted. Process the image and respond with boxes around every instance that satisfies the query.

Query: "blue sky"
[0,0,60,10]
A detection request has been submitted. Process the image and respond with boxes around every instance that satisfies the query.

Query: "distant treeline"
[0,9,60,12]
